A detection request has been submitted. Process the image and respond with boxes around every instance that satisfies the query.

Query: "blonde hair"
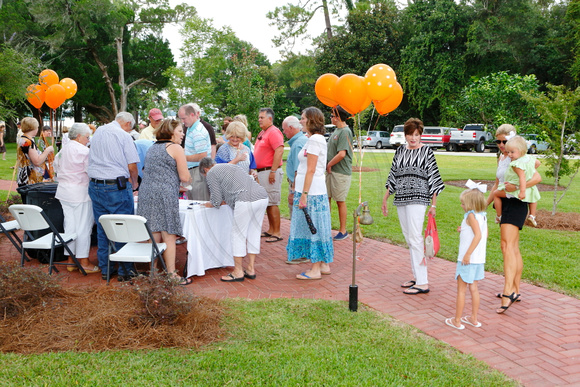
[233,114,248,127]
[225,121,248,140]
[506,135,528,156]
[21,117,39,133]
[496,124,516,137]
[460,188,487,213]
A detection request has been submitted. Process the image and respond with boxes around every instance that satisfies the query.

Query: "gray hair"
[199,157,216,174]
[68,123,92,140]
[181,103,201,116]
[116,112,135,127]
[283,116,302,131]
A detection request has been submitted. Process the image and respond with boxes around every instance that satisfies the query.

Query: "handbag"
[424,213,440,262]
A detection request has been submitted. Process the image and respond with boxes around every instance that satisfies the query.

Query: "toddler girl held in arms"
[446,181,488,330]
[493,135,541,226]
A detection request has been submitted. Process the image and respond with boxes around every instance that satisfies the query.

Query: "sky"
[165,0,334,64]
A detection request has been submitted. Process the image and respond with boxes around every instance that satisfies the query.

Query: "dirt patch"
[0,264,225,354]
[353,166,380,172]
[446,180,580,231]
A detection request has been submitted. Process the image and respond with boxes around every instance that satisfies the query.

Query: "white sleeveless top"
[458,211,488,264]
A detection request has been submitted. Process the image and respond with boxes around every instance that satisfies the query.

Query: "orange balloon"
[39,69,59,90]
[26,84,45,109]
[364,64,397,101]
[60,78,78,99]
[335,74,367,115]
[315,73,339,107]
[45,84,67,109]
[374,82,403,115]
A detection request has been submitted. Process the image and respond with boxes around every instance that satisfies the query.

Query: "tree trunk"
[322,0,333,40]
[117,32,127,113]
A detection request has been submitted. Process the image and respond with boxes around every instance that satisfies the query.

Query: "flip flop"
[221,273,244,282]
[403,286,430,295]
[261,232,272,238]
[321,271,331,275]
[296,272,321,280]
[445,318,464,330]
[265,236,283,243]
[179,277,193,286]
[244,271,256,280]
[460,316,482,328]
[81,266,101,274]
[401,280,416,288]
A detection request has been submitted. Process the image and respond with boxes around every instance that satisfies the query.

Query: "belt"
[256,167,280,172]
[90,178,117,185]
[188,166,198,170]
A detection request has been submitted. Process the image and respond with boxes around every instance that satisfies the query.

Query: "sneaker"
[528,215,537,227]
[333,231,349,241]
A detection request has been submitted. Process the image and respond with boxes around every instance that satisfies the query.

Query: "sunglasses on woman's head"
[495,140,508,144]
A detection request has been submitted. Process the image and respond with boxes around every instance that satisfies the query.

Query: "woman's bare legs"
[498,223,520,311]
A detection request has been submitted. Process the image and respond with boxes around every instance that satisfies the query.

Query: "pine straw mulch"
[446,180,580,231]
[0,263,225,354]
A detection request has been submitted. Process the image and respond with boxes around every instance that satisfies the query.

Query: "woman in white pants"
[54,123,99,273]
[381,118,445,294]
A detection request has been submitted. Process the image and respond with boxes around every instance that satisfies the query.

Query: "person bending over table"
[137,118,192,285]
[199,157,269,282]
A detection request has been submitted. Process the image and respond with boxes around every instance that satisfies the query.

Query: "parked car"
[524,134,549,154]
[420,126,460,151]
[389,125,406,148]
[448,124,494,152]
[323,124,336,142]
[564,134,578,154]
[362,130,390,149]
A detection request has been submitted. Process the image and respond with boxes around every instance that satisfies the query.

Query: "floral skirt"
[286,192,334,263]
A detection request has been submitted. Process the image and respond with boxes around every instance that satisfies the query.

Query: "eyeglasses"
[495,140,508,144]
[330,115,336,118]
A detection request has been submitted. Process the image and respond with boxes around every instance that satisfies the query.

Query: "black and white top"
[206,163,268,209]
[386,145,445,206]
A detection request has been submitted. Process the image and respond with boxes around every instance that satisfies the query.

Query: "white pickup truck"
[447,124,494,152]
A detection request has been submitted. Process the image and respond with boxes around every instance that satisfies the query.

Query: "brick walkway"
[1,188,578,386]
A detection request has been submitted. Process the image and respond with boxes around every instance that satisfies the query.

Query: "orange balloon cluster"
[25,69,78,110]
[315,64,403,116]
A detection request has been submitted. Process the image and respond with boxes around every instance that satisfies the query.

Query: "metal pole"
[349,210,358,312]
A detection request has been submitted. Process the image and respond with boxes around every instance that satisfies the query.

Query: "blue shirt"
[286,131,308,184]
[184,120,211,168]
[134,139,154,178]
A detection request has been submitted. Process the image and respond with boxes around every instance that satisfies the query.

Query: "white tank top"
[458,211,487,264]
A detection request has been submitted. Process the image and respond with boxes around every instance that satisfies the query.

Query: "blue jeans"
[88,181,135,276]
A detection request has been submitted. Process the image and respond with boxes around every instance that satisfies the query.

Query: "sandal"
[179,277,193,286]
[244,271,256,280]
[403,286,430,295]
[221,273,244,282]
[496,292,517,314]
[401,280,416,288]
[496,292,521,302]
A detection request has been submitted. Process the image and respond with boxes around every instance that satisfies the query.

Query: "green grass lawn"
[0,298,515,386]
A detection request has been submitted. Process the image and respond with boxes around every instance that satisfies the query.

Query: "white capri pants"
[232,198,269,257]
[397,204,428,286]
[61,200,94,259]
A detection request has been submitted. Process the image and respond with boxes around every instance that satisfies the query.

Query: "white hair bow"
[465,179,487,193]
[505,131,516,141]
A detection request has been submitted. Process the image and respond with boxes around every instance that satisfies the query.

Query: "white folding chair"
[8,204,86,275]
[98,214,167,284]
[0,213,30,262]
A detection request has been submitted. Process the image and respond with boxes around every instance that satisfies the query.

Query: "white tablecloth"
[179,200,234,277]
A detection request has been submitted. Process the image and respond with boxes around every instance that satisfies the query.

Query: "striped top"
[184,120,211,168]
[206,163,267,209]
[386,145,445,206]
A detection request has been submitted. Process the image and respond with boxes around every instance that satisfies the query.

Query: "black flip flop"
[496,292,517,314]
[221,273,245,282]
[401,280,416,288]
[403,286,430,295]
[261,232,272,238]
[265,236,283,243]
[496,292,521,302]
[179,277,193,286]
[244,271,256,280]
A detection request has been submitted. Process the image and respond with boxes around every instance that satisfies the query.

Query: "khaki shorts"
[257,168,283,206]
[326,172,351,202]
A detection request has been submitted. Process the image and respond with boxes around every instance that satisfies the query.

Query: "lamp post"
[350,201,373,311]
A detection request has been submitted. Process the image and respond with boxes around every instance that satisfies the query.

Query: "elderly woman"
[200,157,269,282]
[54,123,99,273]
[137,118,191,284]
[286,107,334,280]
[17,117,54,187]
[215,121,256,175]
[485,124,542,313]
[382,118,445,295]
[233,114,254,150]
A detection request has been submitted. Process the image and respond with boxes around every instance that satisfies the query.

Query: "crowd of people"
[12,106,541,324]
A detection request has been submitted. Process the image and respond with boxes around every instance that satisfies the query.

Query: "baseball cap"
[149,108,163,120]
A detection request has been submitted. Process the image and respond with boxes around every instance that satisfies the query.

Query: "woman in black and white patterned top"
[382,118,445,295]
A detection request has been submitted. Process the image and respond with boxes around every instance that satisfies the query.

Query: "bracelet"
[431,205,436,208]
[303,191,308,195]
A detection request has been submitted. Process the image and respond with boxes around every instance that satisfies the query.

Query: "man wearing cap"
[139,108,163,140]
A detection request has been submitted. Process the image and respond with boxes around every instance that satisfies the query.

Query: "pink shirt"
[253,125,284,169]
[54,140,91,203]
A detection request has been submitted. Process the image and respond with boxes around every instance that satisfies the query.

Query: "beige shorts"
[257,168,283,206]
[326,172,351,202]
